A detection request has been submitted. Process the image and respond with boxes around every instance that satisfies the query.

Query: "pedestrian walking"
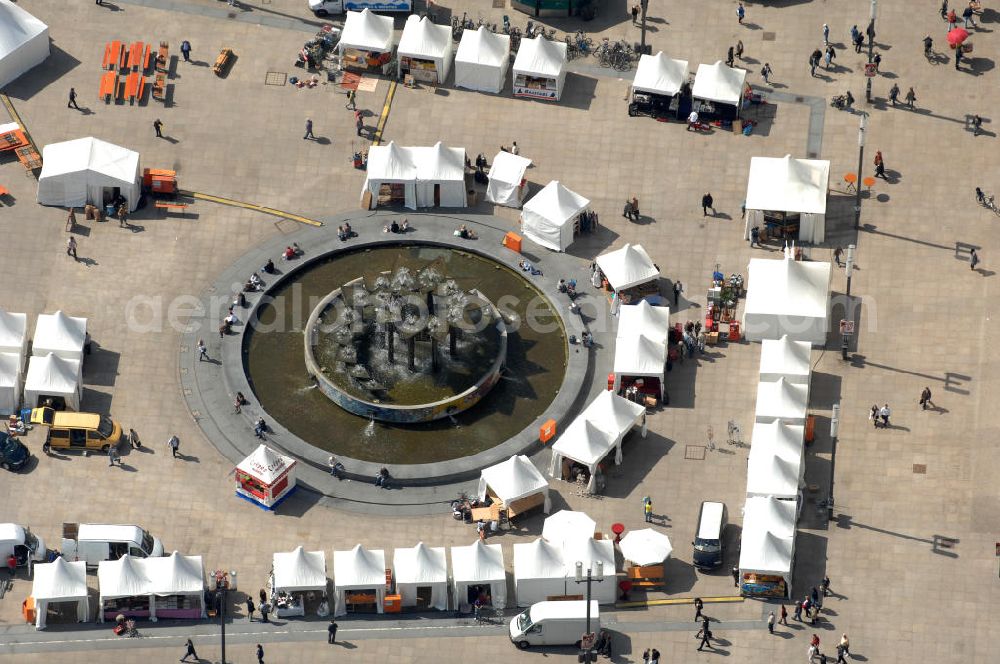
[66,236,78,260]
[836,644,848,664]
[180,638,198,662]
[924,35,934,56]
[905,87,916,108]
[68,88,79,109]
[246,596,255,621]
[260,601,270,623]
[809,50,821,77]
[839,633,850,656]
[760,62,772,83]
[644,498,653,522]
[107,445,119,467]
[328,619,338,643]
[920,386,933,409]
[346,89,356,109]
[736,2,745,23]
[873,52,882,72]
[850,24,860,43]
[972,114,982,135]
[702,192,714,216]
[153,118,163,137]
[808,644,819,663]
[941,0,949,19]
[963,5,976,27]
[948,8,958,28]
[304,118,315,140]
[794,600,803,621]
[257,643,265,664]
[874,159,886,179]
[821,575,831,596]
[694,597,704,620]
[128,428,142,449]
[167,434,180,458]
[197,339,208,361]
[631,3,639,23]
[736,39,744,60]
[853,32,864,52]
[955,45,963,69]
[833,246,843,266]
[870,403,879,427]
[355,110,364,137]
[260,588,268,605]
[767,611,775,633]
[96,0,103,5]
[726,46,735,67]
[66,207,77,232]
[970,248,979,270]
[780,604,788,625]
[888,83,900,106]
[879,403,891,427]
[181,40,192,61]
[697,618,713,651]
[117,203,128,227]
[750,226,760,247]
[731,565,739,588]
[811,587,819,605]
[823,23,830,44]
[673,281,682,306]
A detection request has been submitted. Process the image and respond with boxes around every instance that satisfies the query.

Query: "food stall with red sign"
[235,444,297,511]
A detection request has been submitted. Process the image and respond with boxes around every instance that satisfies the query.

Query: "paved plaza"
[1,0,1000,662]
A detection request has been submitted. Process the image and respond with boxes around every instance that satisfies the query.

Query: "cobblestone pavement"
[1,0,999,662]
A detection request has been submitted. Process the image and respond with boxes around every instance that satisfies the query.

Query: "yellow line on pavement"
[177,190,323,227]
[616,596,744,609]
[372,80,397,146]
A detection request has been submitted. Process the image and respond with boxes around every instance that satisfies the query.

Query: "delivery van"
[309,0,412,17]
[0,523,47,568]
[30,407,122,453]
[509,600,599,649]
[61,523,164,568]
[692,501,727,570]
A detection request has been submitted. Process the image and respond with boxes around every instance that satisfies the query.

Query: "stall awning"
[236,444,296,485]
[273,546,327,592]
[520,180,589,252]
[512,36,567,78]
[758,335,812,383]
[477,454,549,505]
[754,377,809,424]
[393,542,447,586]
[614,334,667,377]
[451,540,505,583]
[398,15,452,61]
[743,257,831,345]
[596,243,659,291]
[746,421,805,499]
[739,496,796,574]
[333,544,386,589]
[745,155,830,215]
[339,8,394,53]
[692,61,747,105]
[632,52,688,96]
[32,311,87,361]
[617,301,670,344]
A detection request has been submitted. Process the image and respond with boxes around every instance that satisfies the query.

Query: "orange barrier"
[503,231,522,253]
[539,419,556,444]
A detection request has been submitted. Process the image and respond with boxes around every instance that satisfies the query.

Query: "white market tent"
[362,141,467,210]
[746,420,805,500]
[512,37,567,101]
[37,138,141,212]
[520,181,589,251]
[0,352,21,415]
[23,353,81,411]
[31,558,88,629]
[485,150,531,207]
[549,391,646,492]
[455,26,510,93]
[561,537,616,604]
[754,377,808,425]
[0,309,28,367]
[617,301,671,345]
[273,547,328,593]
[0,0,49,90]
[618,528,673,567]
[632,52,688,97]
[738,496,797,598]
[759,335,812,384]
[33,311,87,361]
[513,538,566,606]
[339,8,394,55]
[450,541,506,609]
[146,553,205,619]
[613,334,667,382]
[97,555,149,617]
[393,542,448,611]
[692,61,747,111]
[97,553,205,622]
[478,454,551,514]
[745,156,832,244]
[541,510,596,546]
[398,15,453,84]
[333,544,386,617]
[595,243,659,292]
[743,257,832,345]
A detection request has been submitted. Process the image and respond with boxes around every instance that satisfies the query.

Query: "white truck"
[60,523,164,568]
[309,0,412,17]
[509,600,600,649]
[0,523,47,572]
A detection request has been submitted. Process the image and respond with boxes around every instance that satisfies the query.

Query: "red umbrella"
[947,27,970,48]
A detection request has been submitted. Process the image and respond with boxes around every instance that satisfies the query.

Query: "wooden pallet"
[213,48,234,76]
[15,146,41,170]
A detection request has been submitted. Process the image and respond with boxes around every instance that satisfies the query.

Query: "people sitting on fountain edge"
[262,258,276,274]
[244,272,264,292]
[254,417,267,439]
[328,456,346,480]
[374,467,391,488]
[282,243,301,261]
[455,224,476,240]
[338,223,353,242]
[384,219,401,234]
[518,259,542,275]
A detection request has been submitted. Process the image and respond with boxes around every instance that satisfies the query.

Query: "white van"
[309,0,412,17]
[509,600,599,649]
[0,523,47,569]
[60,523,164,568]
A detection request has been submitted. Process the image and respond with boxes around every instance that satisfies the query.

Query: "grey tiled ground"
[2,0,999,662]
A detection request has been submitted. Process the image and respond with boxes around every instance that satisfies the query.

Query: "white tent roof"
[619,528,673,566]
[759,335,812,382]
[147,552,204,596]
[398,15,451,60]
[451,540,505,583]
[479,454,548,504]
[614,333,667,377]
[33,557,88,601]
[632,52,688,96]
[456,26,509,68]
[692,61,747,105]
[367,141,418,181]
[340,8,394,52]
[0,352,18,386]
[0,309,27,356]
[520,181,589,251]
[542,510,596,545]
[23,353,81,410]
[98,554,150,599]
[739,496,796,574]
[38,137,139,187]
[745,155,831,215]
[33,311,87,360]
[552,391,645,468]
[486,150,532,207]
[755,377,809,424]
[366,141,465,183]
[333,544,386,590]
[617,301,670,344]
[273,546,327,592]
[236,444,296,484]
[745,258,831,319]
[746,421,805,499]
[513,538,565,580]
[595,243,660,291]
[0,0,49,89]
[560,537,615,576]
[393,542,447,585]
[512,36,567,78]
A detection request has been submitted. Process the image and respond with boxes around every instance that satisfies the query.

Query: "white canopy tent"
[632,52,687,97]
[618,528,673,566]
[743,257,832,345]
[37,138,141,212]
[549,391,646,492]
[692,61,747,118]
[754,377,808,425]
[339,9,394,55]
[520,181,589,251]
[561,538,616,604]
[758,335,812,384]
[273,546,328,593]
[512,37,567,101]
[613,334,667,383]
[745,156,831,243]
[97,555,149,619]
[541,510,595,546]
[393,542,448,611]
[746,420,805,500]
[595,243,659,292]
[23,353,81,411]
[0,309,28,368]
[617,301,671,345]
[738,496,797,598]
[512,538,566,606]
[362,142,467,210]
[98,553,205,622]
[333,544,386,617]
[33,311,87,361]
[485,151,531,207]
[455,26,510,93]
[478,454,551,514]
[0,352,20,415]
[31,558,88,629]
[450,541,506,609]
[398,15,452,83]
[0,0,49,89]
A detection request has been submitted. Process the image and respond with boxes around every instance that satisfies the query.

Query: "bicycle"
[727,420,746,447]
[977,188,1000,215]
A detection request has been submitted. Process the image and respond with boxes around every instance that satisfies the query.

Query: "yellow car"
[30,408,122,453]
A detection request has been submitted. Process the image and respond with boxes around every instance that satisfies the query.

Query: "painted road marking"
[177,190,323,227]
[372,80,397,146]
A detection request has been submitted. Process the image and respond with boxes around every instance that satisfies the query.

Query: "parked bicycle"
[976,187,1000,215]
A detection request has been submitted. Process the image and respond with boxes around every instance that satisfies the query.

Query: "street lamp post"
[639,0,649,54]
[841,244,855,360]
[853,112,867,230]
[865,0,877,102]
[216,585,228,664]
[574,561,604,663]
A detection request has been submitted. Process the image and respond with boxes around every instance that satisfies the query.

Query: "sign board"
[864,63,877,77]
[839,320,855,335]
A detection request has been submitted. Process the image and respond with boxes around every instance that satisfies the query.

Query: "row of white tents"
[0,310,88,414]
[631,53,748,117]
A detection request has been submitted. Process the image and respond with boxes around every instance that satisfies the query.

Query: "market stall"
[29,557,88,629]
[398,15,452,84]
[629,52,688,120]
[746,420,805,503]
[745,155,831,244]
[614,300,671,401]
[561,537,616,604]
[512,36,567,101]
[98,552,205,622]
[235,444,298,511]
[23,353,81,411]
[33,311,87,362]
[362,141,468,210]
[691,61,749,122]
[271,546,329,617]
[0,352,21,415]
[618,528,673,567]
[519,180,590,251]
[37,138,141,212]
[743,257,831,345]
[485,151,531,207]
[754,377,808,425]
[333,544,386,616]
[97,555,149,621]
[392,542,448,611]
[513,538,566,606]
[455,26,510,93]
[758,335,812,384]
[338,8,395,73]
[450,540,506,609]
[0,0,49,89]
[0,309,28,368]
[595,243,660,299]
[548,391,646,493]
[738,496,796,598]
[478,454,551,517]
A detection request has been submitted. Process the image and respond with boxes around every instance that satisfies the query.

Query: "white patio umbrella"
[542,510,596,545]
[618,528,673,566]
